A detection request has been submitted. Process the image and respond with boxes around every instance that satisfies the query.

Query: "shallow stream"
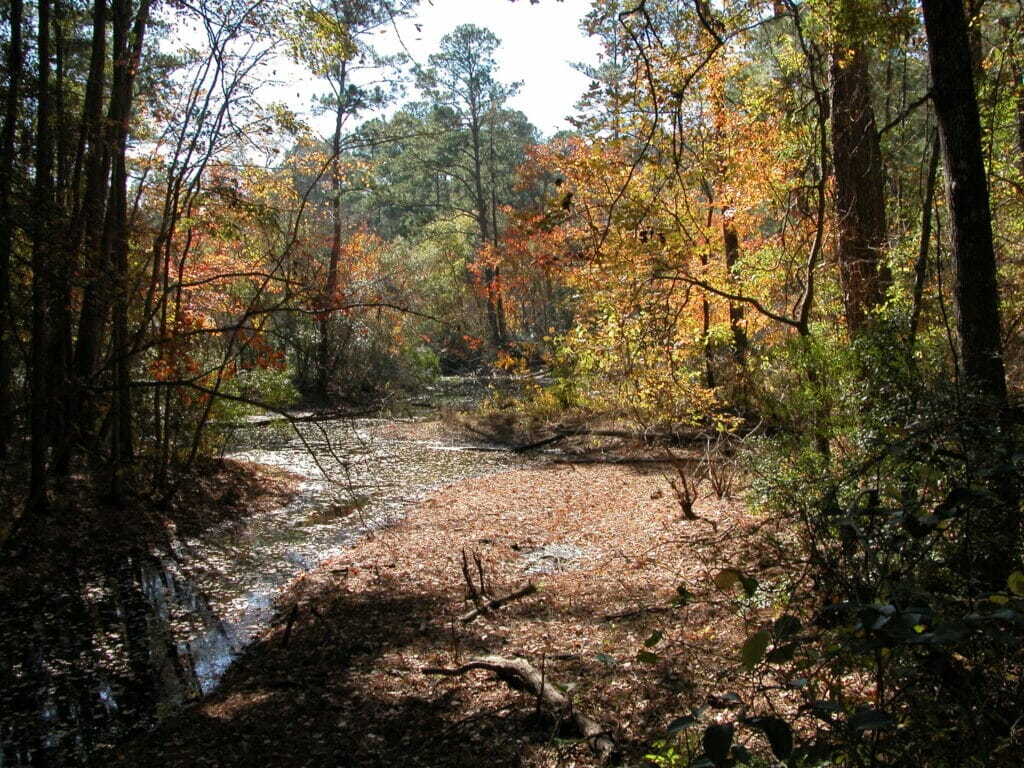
[0,383,527,766]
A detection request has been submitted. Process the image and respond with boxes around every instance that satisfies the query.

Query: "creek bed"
[0,396,527,766]
[193,415,528,691]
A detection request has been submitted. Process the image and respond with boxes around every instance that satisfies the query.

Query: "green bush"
[743,326,1024,767]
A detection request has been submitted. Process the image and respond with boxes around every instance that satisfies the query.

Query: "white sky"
[163,1,603,146]
[380,0,601,136]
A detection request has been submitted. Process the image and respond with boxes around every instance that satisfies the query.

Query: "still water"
[0,395,526,766]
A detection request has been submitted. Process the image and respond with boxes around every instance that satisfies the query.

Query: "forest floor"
[104,424,797,768]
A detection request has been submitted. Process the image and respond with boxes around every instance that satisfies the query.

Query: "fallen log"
[512,433,569,453]
[459,582,538,623]
[549,455,675,466]
[512,427,686,453]
[423,654,615,759]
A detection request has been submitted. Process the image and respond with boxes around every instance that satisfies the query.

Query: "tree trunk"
[68,0,112,463]
[921,0,1008,407]
[909,131,941,346]
[1013,55,1024,182]
[699,250,715,389]
[106,0,151,496]
[47,1,83,477]
[0,0,24,462]
[830,39,890,332]
[489,181,509,347]
[723,223,746,362]
[470,111,506,350]
[318,63,349,397]
[922,0,1016,591]
[423,655,615,758]
[30,0,54,511]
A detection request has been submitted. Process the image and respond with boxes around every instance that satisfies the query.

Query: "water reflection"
[0,550,213,766]
[0,402,524,766]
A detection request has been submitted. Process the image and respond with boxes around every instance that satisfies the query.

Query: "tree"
[10,0,155,503]
[109,0,154,492]
[285,0,411,396]
[532,2,833,423]
[573,0,646,140]
[134,0,307,489]
[1,0,329,511]
[0,0,23,463]
[29,0,54,511]
[921,0,1008,407]
[921,0,1018,593]
[415,24,531,349]
[829,2,890,332]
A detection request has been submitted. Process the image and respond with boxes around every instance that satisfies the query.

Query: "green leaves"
[848,708,893,732]
[662,704,794,766]
[712,568,759,597]
[713,568,740,590]
[285,4,358,75]
[702,722,734,767]
[663,720,696,737]
[740,629,770,669]
[773,614,802,640]
[738,614,804,671]
[637,628,663,664]
[644,629,664,647]
[742,716,793,759]
[673,583,693,606]
[666,714,699,734]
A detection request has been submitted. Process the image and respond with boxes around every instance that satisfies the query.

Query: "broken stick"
[459,582,538,623]
[461,548,486,604]
[423,654,615,758]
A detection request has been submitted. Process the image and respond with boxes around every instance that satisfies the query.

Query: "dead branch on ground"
[461,548,486,604]
[460,582,538,623]
[459,548,538,622]
[423,654,616,759]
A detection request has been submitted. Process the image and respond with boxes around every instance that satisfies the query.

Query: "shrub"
[742,328,1024,767]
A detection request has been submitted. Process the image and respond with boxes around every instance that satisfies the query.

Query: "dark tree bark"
[105,0,151,495]
[423,655,615,758]
[699,249,714,389]
[921,0,1008,407]
[317,62,349,397]
[909,131,941,346]
[487,127,509,347]
[722,223,746,362]
[0,0,24,461]
[30,0,54,511]
[830,40,890,332]
[66,0,112,465]
[47,2,75,477]
[1013,55,1024,181]
[470,114,507,349]
[923,0,1017,593]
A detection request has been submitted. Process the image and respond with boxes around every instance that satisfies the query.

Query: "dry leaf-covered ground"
[107,458,792,768]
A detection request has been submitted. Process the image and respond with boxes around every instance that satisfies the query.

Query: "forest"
[1,0,1024,766]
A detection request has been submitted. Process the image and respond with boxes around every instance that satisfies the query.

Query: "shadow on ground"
[103,580,571,768]
[0,460,298,766]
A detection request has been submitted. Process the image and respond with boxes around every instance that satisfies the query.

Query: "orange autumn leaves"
[493,71,819,423]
